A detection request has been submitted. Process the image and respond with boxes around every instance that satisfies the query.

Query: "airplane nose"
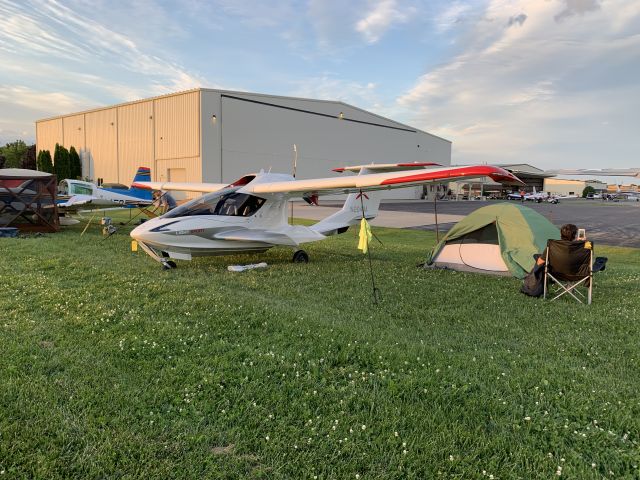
[130,218,158,241]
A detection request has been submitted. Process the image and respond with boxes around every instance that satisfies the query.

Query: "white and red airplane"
[130,163,523,269]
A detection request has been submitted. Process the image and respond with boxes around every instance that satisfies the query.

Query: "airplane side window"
[213,193,265,217]
[164,189,265,218]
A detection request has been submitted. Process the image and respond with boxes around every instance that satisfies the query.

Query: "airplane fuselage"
[59,179,152,207]
[130,182,327,262]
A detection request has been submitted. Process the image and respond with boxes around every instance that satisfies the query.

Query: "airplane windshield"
[164,188,266,218]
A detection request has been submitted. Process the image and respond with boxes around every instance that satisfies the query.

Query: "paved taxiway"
[296,199,640,248]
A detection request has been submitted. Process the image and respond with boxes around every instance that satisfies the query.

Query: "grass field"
[1,214,640,479]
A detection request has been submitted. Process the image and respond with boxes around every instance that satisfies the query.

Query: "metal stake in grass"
[359,189,381,304]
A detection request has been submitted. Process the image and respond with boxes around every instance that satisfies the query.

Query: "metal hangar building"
[36,88,452,199]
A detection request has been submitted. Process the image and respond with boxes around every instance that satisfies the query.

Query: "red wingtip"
[332,167,346,173]
[380,165,525,186]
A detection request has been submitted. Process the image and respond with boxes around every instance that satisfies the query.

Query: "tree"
[37,150,54,173]
[582,186,596,198]
[20,145,36,170]
[0,154,5,169]
[0,140,28,168]
[53,143,71,180]
[69,146,82,179]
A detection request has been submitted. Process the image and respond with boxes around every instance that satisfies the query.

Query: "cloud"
[395,0,640,168]
[289,75,379,107]
[0,85,91,113]
[434,2,473,33]
[555,0,600,22]
[355,0,414,43]
[507,13,527,27]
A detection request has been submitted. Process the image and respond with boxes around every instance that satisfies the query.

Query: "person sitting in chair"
[534,224,578,268]
[536,223,607,272]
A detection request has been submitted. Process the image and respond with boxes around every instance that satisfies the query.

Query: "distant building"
[607,183,638,193]
[447,164,552,199]
[544,178,607,197]
[36,88,451,199]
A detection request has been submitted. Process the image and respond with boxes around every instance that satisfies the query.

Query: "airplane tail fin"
[127,167,153,200]
[310,167,383,236]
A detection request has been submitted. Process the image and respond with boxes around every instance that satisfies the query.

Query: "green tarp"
[426,203,560,278]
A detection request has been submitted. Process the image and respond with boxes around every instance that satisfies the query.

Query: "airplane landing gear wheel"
[162,260,177,269]
[292,250,309,263]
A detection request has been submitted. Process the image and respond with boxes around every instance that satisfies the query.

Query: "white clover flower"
[524,417,531,421]
[361,425,366,430]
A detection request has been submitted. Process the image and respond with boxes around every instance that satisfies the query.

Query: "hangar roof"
[36,87,450,143]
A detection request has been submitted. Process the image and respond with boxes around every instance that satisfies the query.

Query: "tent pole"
[434,187,439,242]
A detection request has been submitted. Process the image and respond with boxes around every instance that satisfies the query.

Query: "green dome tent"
[425,203,560,278]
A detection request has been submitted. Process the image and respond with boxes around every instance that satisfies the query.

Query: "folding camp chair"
[543,240,593,304]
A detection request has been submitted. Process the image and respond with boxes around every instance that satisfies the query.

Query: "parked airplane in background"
[58,167,154,211]
[129,163,523,269]
[507,186,553,202]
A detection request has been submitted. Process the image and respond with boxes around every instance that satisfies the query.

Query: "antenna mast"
[290,144,298,224]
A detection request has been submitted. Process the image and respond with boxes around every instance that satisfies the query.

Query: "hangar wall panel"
[201,92,222,183]
[155,91,200,161]
[62,114,85,152]
[218,95,451,199]
[156,156,201,200]
[117,101,154,185]
[36,119,63,159]
[85,108,118,182]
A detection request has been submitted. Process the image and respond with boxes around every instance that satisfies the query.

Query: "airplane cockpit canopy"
[165,187,266,218]
[59,179,93,196]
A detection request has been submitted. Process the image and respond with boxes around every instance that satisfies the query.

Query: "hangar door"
[219,95,423,199]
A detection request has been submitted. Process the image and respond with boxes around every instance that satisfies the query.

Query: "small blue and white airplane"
[58,167,154,211]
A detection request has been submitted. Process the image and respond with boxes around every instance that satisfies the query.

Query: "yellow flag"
[358,218,372,254]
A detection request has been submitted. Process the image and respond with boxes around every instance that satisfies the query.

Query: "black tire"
[167,260,177,269]
[292,250,309,263]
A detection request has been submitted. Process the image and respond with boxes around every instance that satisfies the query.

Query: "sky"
[0,0,638,170]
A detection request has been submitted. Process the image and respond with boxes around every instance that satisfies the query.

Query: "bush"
[37,150,54,173]
[69,146,82,179]
[53,144,71,180]
[20,145,36,170]
[582,186,596,198]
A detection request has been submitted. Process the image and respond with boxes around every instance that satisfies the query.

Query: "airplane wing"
[246,165,523,197]
[131,181,229,193]
[59,194,96,208]
[57,194,154,213]
[332,162,442,173]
